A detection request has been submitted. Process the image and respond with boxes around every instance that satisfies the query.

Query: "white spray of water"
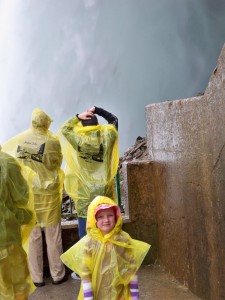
[0,0,224,154]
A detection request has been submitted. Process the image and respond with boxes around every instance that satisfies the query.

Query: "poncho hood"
[32,108,52,130]
[86,195,122,241]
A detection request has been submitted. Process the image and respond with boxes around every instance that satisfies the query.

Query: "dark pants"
[78,217,87,239]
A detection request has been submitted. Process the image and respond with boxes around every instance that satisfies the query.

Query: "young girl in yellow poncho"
[61,196,150,300]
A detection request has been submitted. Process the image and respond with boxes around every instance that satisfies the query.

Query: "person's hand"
[78,110,94,120]
[87,106,96,113]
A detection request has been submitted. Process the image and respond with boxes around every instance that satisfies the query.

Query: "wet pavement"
[29,264,201,300]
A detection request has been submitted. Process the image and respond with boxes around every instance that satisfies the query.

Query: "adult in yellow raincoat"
[61,196,150,300]
[0,146,36,300]
[2,108,67,287]
[58,106,119,240]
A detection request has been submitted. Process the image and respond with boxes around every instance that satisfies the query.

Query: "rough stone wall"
[145,44,225,300]
[122,160,158,264]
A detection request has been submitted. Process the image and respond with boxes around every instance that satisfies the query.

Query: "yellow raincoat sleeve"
[58,116,81,151]
[61,196,150,300]
[58,116,119,217]
[20,165,37,250]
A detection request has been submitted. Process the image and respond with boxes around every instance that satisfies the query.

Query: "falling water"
[0,0,225,154]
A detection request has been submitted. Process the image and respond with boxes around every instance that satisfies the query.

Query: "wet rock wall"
[144,44,225,300]
[122,160,158,264]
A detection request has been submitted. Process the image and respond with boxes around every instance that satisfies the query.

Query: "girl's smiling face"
[95,207,116,235]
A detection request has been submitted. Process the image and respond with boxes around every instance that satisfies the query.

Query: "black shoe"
[34,282,45,287]
[52,275,68,285]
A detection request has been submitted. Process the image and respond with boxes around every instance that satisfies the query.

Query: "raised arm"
[88,106,118,130]
[60,116,81,150]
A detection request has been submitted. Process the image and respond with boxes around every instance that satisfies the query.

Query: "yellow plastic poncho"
[58,116,119,217]
[61,196,150,300]
[0,148,36,299]
[2,108,64,227]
